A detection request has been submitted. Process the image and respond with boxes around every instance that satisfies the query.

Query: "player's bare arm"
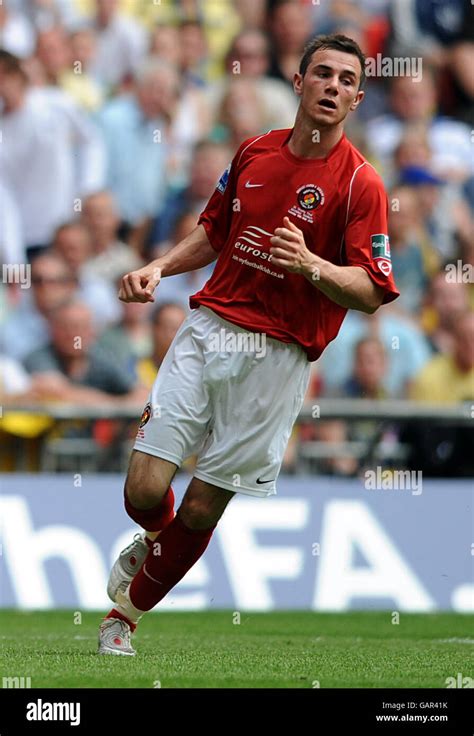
[118,223,216,303]
[270,216,385,314]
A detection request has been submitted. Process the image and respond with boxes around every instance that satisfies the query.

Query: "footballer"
[98,34,399,655]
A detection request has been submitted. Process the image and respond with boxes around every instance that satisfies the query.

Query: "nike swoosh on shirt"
[245,181,264,188]
[256,476,275,484]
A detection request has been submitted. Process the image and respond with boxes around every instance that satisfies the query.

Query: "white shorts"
[134,306,310,497]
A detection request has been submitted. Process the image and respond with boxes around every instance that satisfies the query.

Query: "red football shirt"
[190,129,399,361]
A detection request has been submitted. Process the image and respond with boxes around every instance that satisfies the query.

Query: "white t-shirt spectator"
[366,115,474,180]
[0,88,106,247]
[0,354,32,395]
[0,9,36,58]
[0,177,26,265]
[90,13,147,87]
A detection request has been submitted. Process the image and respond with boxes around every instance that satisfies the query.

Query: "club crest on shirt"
[288,184,324,223]
[371,233,392,275]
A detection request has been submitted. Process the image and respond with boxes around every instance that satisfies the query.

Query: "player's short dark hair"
[299,34,366,89]
[0,49,28,82]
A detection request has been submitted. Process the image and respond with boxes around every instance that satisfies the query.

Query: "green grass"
[0,610,472,688]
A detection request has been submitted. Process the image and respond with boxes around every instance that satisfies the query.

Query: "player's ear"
[293,72,303,97]
[349,89,364,111]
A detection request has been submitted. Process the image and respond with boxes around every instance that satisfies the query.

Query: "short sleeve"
[197,138,253,252]
[343,166,400,304]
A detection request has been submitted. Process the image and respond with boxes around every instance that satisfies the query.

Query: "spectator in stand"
[422,272,471,356]
[1,252,79,360]
[205,29,298,129]
[23,299,146,405]
[319,308,431,399]
[449,0,474,125]
[343,336,389,399]
[0,1,35,58]
[366,70,474,187]
[402,309,474,475]
[149,24,180,68]
[98,54,171,228]
[411,310,474,403]
[88,0,147,90]
[398,166,472,263]
[81,190,142,285]
[388,0,465,70]
[35,25,104,111]
[99,58,208,232]
[267,0,312,84]
[0,175,26,266]
[388,184,433,315]
[179,19,209,88]
[98,299,154,379]
[51,221,121,326]
[149,211,214,308]
[0,50,105,259]
[393,123,432,172]
[9,0,80,31]
[136,302,187,388]
[214,77,268,150]
[148,140,231,253]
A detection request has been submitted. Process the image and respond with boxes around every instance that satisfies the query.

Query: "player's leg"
[105,309,216,602]
[98,310,217,655]
[106,477,233,632]
[98,452,178,656]
[106,450,178,603]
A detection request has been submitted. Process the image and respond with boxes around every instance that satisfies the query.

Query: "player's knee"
[124,451,173,509]
[124,476,158,510]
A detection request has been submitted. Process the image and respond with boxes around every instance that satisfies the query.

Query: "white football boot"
[107,533,149,602]
[97,617,136,656]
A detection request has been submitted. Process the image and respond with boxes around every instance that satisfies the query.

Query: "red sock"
[124,486,175,531]
[129,514,215,611]
[105,608,137,632]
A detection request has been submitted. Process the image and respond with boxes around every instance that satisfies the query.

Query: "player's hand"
[118,263,162,303]
[270,216,314,274]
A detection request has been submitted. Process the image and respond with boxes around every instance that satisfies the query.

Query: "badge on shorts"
[139,402,152,429]
[371,233,392,275]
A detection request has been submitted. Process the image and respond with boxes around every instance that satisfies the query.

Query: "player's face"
[294,49,364,127]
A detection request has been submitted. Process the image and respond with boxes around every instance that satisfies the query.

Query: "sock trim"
[106,608,136,633]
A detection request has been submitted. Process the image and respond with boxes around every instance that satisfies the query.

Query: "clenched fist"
[118,264,162,303]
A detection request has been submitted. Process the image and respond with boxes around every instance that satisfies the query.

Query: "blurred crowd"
[0,0,473,474]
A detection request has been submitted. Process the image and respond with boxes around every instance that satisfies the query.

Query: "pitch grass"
[0,610,472,689]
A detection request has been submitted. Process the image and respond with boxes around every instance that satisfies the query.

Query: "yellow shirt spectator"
[410,311,474,403]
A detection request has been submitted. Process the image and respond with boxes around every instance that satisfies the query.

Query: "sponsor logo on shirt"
[234,225,274,261]
[232,225,285,280]
[288,183,325,223]
[371,233,392,275]
[216,164,231,194]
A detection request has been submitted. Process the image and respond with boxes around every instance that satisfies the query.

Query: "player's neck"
[288,115,344,159]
